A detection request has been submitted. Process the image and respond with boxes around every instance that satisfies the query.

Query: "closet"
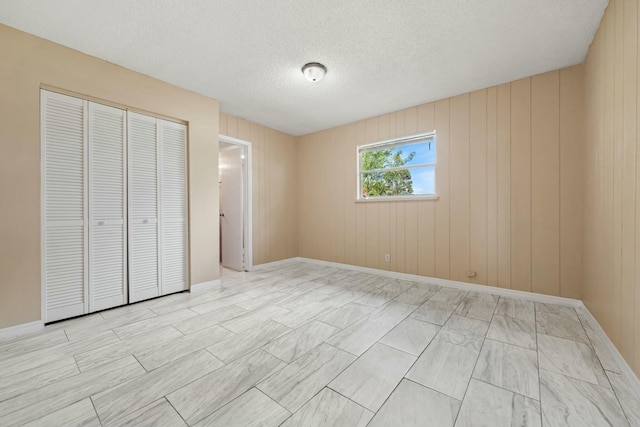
[41,90,187,323]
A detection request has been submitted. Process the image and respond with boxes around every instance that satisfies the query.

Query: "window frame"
[356,131,437,201]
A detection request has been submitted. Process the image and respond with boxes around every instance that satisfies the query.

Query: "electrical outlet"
[384,254,391,262]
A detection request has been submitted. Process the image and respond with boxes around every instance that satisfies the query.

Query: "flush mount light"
[302,62,327,82]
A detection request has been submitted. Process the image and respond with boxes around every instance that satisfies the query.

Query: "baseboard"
[190,279,221,293]
[294,257,582,307]
[0,320,44,342]
[578,303,640,398]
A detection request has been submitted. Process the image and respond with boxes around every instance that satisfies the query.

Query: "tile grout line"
[324,385,376,414]
[164,396,190,426]
[451,293,501,425]
[89,395,105,427]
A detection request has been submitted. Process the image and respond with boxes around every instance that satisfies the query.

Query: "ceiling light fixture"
[302,62,327,82]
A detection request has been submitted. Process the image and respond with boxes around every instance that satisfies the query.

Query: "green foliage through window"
[358,134,436,199]
[361,149,416,197]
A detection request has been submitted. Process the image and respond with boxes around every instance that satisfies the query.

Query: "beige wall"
[297,66,584,299]
[219,113,298,265]
[0,24,219,329]
[583,0,640,374]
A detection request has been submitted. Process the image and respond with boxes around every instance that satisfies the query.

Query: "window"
[358,132,436,200]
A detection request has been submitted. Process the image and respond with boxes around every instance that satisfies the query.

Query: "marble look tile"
[430,288,467,305]
[535,303,589,344]
[606,370,640,426]
[473,339,539,399]
[327,301,415,356]
[98,302,153,320]
[412,281,442,292]
[133,293,184,312]
[273,301,334,329]
[319,289,363,307]
[368,379,460,427]
[0,330,68,360]
[194,388,290,427]
[257,343,356,412]
[355,287,404,308]
[454,379,541,427]
[465,291,500,302]
[393,286,437,305]
[65,308,157,341]
[236,291,289,311]
[44,313,105,333]
[190,293,252,315]
[535,302,578,318]
[319,303,373,329]
[0,356,78,402]
[113,308,198,340]
[153,289,239,314]
[74,326,183,372]
[538,333,609,388]
[495,298,535,322]
[379,317,439,356]
[0,330,120,378]
[104,398,187,427]
[540,370,628,427]
[576,310,620,372]
[293,281,329,293]
[22,398,100,427]
[167,350,284,426]
[436,315,489,351]
[93,350,223,424]
[405,339,479,400]
[486,314,537,350]
[135,326,233,370]
[410,300,458,325]
[280,387,373,427]
[263,320,338,363]
[382,279,415,294]
[208,320,290,362]
[455,297,497,322]
[329,343,415,411]
[221,305,290,333]
[173,305,247,335]
[0,356,145,426]
[275,291,327,311]
[146,292,223,315]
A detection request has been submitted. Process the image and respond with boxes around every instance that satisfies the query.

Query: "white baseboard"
[578,303,640,397]
[190,279,221,293]
[0,320,44,342]
[294,257,582,307]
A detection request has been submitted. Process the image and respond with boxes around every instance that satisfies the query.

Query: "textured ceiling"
[0,0,607,136]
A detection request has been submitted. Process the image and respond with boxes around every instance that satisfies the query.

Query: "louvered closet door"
[128,113,160,302]
[159,119,188,294]
[88,102,127,311]
[42,90,88,322]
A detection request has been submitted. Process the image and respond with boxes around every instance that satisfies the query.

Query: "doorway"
[218,135,252,272]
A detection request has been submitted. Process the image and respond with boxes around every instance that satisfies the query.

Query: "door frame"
[218,134,253,271]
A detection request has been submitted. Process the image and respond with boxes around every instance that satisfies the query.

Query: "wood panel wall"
[583,0,640,374]
[297,67,584,299]
[219,113,298,266]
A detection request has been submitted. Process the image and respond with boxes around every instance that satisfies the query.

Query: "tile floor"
[0,261,639,426]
